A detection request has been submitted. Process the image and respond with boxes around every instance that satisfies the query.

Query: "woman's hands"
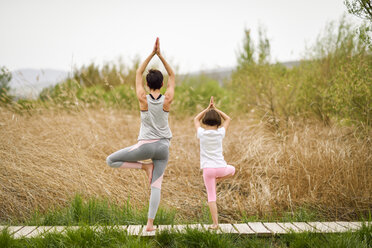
[152,37,161,56]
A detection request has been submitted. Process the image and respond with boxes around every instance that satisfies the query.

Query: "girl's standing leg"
[203,165,236,229]
[203,168,219,229]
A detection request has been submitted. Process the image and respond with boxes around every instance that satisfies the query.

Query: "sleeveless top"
[138,94,172,140]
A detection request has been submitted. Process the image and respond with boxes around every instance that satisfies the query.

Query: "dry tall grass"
[0,107,371,222]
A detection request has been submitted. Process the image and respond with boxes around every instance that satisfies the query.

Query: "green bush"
[229,17,371,130]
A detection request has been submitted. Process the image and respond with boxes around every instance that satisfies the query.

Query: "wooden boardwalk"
[0,222,368,239]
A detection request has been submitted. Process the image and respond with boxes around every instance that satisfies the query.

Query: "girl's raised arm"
[214,108,231,131]
[193,97,214,130]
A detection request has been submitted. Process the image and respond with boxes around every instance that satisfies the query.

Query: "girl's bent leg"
[216,165,236,183]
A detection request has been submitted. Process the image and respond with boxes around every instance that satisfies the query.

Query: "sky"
[0,0,362,74]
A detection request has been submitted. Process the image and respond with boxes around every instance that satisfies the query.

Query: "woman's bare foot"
[142,163,154,184]
[145,225,156,232]
[146,218,156,232]
[208,224,219,230]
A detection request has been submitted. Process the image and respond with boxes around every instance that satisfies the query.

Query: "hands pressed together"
[152,37,161,56]
[208,96,215,109]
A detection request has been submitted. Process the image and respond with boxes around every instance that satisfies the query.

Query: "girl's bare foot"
[142,163,154,184]
[208,224,219,230]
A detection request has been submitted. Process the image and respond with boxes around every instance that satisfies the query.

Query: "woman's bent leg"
[106,140,158,168]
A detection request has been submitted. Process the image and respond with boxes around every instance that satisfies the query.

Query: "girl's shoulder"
[217,127,226,137]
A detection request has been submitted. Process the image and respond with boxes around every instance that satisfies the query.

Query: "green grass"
[2,194,176,226]
[0,223,371,248]
[1,194,368,227]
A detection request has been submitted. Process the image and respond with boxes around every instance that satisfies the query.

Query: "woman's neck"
[149,89,161,99]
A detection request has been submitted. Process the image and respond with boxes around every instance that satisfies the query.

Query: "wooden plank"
[186,224,204,230]
[219,224,239,234]
[202,224,238,234]
[7,226,24,235]
[3,222,366,238]
[26,226,53,238]
[336,221,359,230]
[262,222,286,234]
[172,224,187,233]
[63,226,80,234]
[233,224,255,234]
[47,226,66,234]
[307,222,334,233]
[157,225,173,232]
[349,222,364,229]
[276,222,303,233]
[247,222,271,234]
[116,225,128,231]
[126,225,143,235]
[13,226,37,238]
[322,222,348,232]
[291,222,317,232]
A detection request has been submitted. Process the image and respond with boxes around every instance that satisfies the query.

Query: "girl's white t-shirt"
[197,127,227,169]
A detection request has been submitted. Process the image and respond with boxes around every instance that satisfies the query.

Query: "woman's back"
[138,94,172,140]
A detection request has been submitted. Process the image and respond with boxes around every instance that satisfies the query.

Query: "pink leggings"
[203,165,235,202]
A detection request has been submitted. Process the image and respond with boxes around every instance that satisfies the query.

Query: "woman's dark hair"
[202,109,221,127]
[146,69,163,90]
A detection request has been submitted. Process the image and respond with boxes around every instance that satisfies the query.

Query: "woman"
[106,38,175,232]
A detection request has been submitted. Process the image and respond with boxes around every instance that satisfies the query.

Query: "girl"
[193,96,236,230]
[106,38,175,232]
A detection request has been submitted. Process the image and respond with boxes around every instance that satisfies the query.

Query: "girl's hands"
[208,96,215,109]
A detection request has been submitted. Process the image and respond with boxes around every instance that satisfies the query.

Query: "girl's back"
[197,127,227,169]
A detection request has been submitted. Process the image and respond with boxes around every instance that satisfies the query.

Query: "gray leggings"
[106,139,169,219]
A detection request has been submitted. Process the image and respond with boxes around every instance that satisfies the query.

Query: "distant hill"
[10,69,69,99]
[183,60,301,84]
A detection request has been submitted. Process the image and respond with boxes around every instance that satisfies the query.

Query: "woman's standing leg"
[146,140,169,231]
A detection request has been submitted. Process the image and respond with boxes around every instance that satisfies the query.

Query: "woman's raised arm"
[135,39,158,110]
[156,39,175,111]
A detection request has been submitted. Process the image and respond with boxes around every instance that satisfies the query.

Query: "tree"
[344,0,372,21]
[0,66,13,103]
[237,29,255,67]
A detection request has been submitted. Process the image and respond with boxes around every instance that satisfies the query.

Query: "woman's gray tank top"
[138,94,172,140]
